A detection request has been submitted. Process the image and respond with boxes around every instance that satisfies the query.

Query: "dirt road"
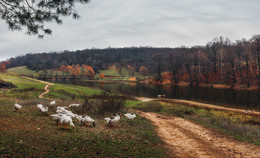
[135,97,260,116]
[138,111,260,158]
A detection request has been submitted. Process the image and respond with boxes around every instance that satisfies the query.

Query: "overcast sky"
[0,0,260,61]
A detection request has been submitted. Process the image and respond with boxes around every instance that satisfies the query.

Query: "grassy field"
[7,66,37,77]
[0,73,168,157]
[45,83,101,101]
[132,101,260,146]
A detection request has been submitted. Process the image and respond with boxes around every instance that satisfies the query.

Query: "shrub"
[0,79,16,88]
[77,94,127,116]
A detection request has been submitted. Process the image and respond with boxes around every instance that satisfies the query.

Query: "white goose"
[104,113,122,127]
[60,115,75,129]
[37,104,43,111]
[56,106,70,114]
[56,106,76,118]
[75,115,84,122]
[124,113,136,120]
[81,115,96,127]
[50,100,56,106]
[50,114,63,125]
[14,102,22,112]
[40,107,48,115]
[69,103,80,107]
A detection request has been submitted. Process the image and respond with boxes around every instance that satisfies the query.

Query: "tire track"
[138,111,260,158]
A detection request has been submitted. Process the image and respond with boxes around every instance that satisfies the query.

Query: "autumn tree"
[0,61,10,72]
[66,65,76,79]
[139,66,149,76]
[59,65,68,79]
[0,0,90,38]
[81,64,95,79]
[99,73,105,79]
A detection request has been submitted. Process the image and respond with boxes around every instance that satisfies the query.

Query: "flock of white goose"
[14,100,136,129]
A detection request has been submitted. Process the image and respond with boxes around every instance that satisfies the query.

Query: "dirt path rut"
[138,111,260,158]
[21,76,61,101]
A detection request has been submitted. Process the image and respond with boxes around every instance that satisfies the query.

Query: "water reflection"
[54,80,260,110]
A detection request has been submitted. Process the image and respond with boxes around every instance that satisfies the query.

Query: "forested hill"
[7,47,185,73]
[6,35,260,88]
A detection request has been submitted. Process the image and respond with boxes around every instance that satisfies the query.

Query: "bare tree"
[224,44,237,88]
[250,35,260,87]
[169,52,182,84]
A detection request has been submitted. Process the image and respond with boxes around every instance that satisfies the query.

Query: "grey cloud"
[0,0,260,61]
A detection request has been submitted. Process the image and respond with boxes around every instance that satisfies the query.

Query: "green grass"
[99,69,121,77]
[7,66,37,77]
[0,73,101,101]
[0,101,167,158]
[125,100,143,108]
[0,73,46,99]
[0,73,168,157]
[45,83,101,101]
[1,73,45,90]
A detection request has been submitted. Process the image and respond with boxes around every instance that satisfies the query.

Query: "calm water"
[54,80,260,110]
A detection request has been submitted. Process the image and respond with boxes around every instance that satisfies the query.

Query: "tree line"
[6,34,260,88]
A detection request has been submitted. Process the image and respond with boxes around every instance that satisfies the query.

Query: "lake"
[53,80,260,111]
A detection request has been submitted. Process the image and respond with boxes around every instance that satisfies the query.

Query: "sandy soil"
[138,111,260,158]
[38,82,54,100]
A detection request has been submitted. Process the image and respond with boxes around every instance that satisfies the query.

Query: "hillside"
[5,35,260,88]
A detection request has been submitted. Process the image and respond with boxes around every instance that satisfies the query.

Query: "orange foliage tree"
[59,64,95,79]
[59,65,68,78]
[99,73,105,79]
[0,61,10,73]
[139,66,149,76]
[161,72,172,83]
[81,64,95,79]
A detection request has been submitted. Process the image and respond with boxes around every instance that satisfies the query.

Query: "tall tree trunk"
[246,59,250,88]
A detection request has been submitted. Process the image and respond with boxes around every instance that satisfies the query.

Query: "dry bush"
[74,94,127,116]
